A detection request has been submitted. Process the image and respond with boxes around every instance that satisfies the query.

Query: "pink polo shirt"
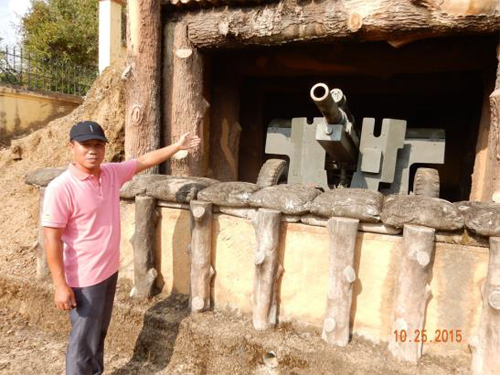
[42,160,137,287]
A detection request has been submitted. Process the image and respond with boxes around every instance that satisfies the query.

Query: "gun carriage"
[257,83,445,197]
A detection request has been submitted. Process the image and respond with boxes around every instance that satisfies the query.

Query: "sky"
[0,0,31,46]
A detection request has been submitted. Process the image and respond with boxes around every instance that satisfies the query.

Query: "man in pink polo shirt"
[43,120,200,375]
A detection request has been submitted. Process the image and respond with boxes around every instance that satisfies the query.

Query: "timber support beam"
[253,208,283,330]
[186,0,500,49]
[131,196,159,298]
[189,200,215,312]
[322,217,359,347]
[163,20,209,176]
[389,224,435,363]
[125,0,161,173]
[470,236,500,375]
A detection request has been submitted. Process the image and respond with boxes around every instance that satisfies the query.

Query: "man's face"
[69,139,106,171]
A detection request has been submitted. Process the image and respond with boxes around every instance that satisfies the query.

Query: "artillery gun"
[257,83,445,197]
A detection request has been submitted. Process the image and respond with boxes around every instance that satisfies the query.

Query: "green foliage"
[20,0,99,68]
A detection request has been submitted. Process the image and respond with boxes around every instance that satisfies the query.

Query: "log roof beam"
[184,0,500,49]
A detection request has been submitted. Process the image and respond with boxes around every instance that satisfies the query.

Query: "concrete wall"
[119,202,489,358]
[99,0,126,73]
[0,85,82,141]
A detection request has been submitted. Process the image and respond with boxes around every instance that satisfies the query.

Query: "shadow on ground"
[111,294,189,374]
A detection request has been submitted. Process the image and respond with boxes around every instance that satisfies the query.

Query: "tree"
[20,0,98,68]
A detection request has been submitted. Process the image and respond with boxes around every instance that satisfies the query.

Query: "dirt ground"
[0,58,471,375]
[0,277,470,375]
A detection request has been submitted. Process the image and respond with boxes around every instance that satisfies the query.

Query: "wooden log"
[163,20,209,176]
[469,83,495,201]
[124,0,161,173]
[253,208,283,330]
[470,36,500,202]
[219,206,258,220]
[130,196,158,298]
[485,88,500,200]
[157,201,191,210]
[186,0,500,49]
[35,188,49,279]
[322,217,359,347]
[388,224,435,363]
[189,200,215,312]
[210,72,241,181]
[470,236,500,375]
[488,37,500,201]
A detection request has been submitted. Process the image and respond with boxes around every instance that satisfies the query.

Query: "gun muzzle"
[310,83,345,125]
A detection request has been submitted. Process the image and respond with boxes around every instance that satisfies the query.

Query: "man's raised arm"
[135,132,201,174]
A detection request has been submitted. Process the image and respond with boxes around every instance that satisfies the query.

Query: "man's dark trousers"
[66,272,118,375]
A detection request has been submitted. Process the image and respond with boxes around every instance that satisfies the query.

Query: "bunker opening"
[209,35,497,202]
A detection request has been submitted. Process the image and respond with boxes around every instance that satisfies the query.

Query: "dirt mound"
[0,59,126,270]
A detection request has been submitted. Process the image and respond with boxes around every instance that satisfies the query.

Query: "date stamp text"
[393,329,463,343]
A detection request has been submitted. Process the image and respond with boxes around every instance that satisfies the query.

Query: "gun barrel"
[310,83,344,125]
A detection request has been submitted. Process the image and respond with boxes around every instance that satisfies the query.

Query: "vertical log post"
[130,196,158,298]
[322,217,359,346]
[210,72,242,181]
[486,89,500,200]
[36,187,49,279]
[125,0,161,173]
[472,36,500,201]
[163,20,208,176]
[389,224,435,363]
[253,208,283,331]
[189,200,215,312]
[470,237,500,375]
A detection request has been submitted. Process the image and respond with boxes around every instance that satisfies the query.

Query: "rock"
[381,195,463,230]
[146,176,218,203]
[10,143,21,160]
[198,181,259,207]
[308,188,383,223]
[248,184,321,215]
[120,174,169,199]
[24,167,66,187]
[454,201,500,237]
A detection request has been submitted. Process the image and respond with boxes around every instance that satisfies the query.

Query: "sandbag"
[308,188,383,223]
[147,176,218,203]
[381,195,463,230]
[454,201,500,237]
[198,181,259,207]
[24,167,66,187]
[248,184,320,215]
[120,174,169,199]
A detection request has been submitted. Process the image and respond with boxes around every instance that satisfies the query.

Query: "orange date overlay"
[393,329,463,343]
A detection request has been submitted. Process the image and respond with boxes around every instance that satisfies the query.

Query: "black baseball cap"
[70,121,108,143]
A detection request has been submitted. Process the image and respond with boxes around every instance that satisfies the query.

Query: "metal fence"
[0,46,97,96]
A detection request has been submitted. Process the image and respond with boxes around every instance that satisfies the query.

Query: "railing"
[0,46,97,96]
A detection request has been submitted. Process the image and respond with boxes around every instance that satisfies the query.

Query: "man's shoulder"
[46,169,72,192]
[101,160,137,179]
[101,160,136,170]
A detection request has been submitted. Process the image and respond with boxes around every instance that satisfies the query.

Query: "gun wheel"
[413,168,440,198]
[256,159,288,188]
